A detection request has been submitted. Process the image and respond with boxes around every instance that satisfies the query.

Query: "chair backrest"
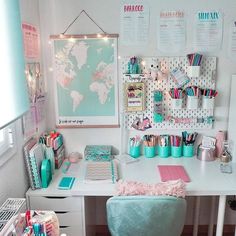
[106,195,186,236]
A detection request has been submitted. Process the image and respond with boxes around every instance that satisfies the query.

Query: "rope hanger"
[61,10,107,35]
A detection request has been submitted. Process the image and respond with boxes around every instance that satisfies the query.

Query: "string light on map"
[68,37,76,43]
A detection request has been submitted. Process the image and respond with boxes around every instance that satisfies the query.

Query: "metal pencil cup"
[183,145,194,157]
[129,146,141,158]
[171,146,182,158]
[158,146,170,158]
[144,146,156,158]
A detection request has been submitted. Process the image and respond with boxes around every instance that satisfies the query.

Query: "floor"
[95,225,235,236]
[96,233,235,236]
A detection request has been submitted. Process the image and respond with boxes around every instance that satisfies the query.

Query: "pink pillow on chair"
[116,179,186,198]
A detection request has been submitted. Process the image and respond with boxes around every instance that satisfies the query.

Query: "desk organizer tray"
[84,145,113,161]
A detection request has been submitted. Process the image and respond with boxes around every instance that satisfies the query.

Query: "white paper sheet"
[157,11,186,53]
[228,21,236,61]
[120,1,150,45]
[193,11,223,52]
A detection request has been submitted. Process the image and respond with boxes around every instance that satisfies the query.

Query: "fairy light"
[118,56,121,60]
[49,67,53,72]
[68,37,76,43]
[84,35,87,39]
[103,35,108,41]
[141,60,146,66]
[97,33,102,38]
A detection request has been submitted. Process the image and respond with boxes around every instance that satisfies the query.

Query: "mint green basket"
[129,146,141,158]
[158,146,170,158]
[171,146,182,158]
[144,146,156,158]
[183,145,194,157]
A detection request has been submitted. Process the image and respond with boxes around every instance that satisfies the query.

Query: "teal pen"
[33,223,41,236]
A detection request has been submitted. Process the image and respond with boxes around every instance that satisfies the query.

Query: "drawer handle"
[60,226,70,229]
[44,196,67,199]
[55,211,68,214]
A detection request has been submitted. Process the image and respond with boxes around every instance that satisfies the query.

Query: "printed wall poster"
[157,10,186,53]
[228,21,236,61]
[25,63,43,103]
[193,11,223,51]
[120,1,150,45]
[22,23,40,59]
[124,82,145,112]
[52,35,119,127]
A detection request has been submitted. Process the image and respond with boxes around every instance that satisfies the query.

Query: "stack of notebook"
[85,160,119,183]
[23,138,44,190]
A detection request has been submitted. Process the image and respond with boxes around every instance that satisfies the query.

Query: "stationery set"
[84,145,119,183]
[23,131,64,190]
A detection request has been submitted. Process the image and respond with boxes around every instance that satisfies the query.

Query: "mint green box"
[84,145,113,161]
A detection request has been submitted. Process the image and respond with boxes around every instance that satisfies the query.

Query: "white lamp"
[0,0,29,129]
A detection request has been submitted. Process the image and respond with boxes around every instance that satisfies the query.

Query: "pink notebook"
[158,165,190,182]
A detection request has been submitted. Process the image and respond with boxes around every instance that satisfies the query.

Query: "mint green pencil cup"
[171,146,182,158]
[158,146,170,158]
[129,146,141,158]
[183,145,194,157]
[144,146,156,158]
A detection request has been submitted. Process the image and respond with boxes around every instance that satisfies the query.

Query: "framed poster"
[124,82,145,112]
[51,34,119,128]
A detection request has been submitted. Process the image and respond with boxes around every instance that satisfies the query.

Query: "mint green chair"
[106,196,186,236]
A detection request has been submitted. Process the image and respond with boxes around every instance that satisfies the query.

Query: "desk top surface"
[26,155,236,197]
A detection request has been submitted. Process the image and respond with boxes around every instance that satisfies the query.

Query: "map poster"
[51,35,119,128]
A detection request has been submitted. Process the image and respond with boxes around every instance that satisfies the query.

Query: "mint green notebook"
[58,177,75,190]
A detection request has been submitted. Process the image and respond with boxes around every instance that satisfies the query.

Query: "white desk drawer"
[56,212,82,227]
[29,196,82,211]
[60,226,83,236]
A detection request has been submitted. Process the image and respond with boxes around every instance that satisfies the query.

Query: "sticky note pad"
[58,177,75,190]
[157,165,190,182]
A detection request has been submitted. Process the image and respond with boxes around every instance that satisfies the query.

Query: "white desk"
[26,156,236,236]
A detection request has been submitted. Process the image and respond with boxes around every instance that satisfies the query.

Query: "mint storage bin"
[129,146,141,158]
[157,146,170,158]
[171,146,182,158]
[144,146,156,158]
[183,145,194,157]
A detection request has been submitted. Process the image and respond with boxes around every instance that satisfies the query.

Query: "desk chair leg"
[208,196,216,236]
[216,195,226,236]
[193,196,201,236]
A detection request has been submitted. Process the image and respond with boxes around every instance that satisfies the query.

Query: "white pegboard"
[122,56,216,130]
